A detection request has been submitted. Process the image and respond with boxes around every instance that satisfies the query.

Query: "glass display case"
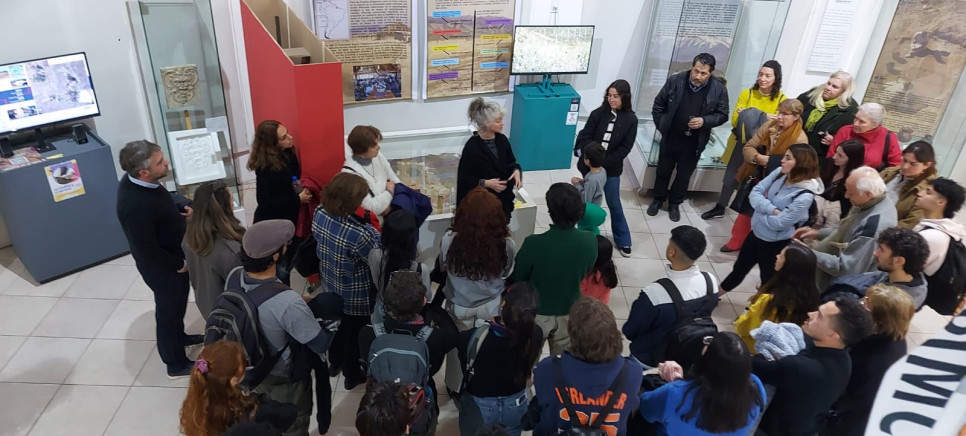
[376,128,538,263]
[634,0,791,173]
[128,0,237,196]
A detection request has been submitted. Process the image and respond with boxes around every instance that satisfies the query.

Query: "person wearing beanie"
[623,225,720,367]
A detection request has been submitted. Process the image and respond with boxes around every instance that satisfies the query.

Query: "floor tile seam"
[0,335,27,375]
[99,385,135,436]
[22,378,71,436]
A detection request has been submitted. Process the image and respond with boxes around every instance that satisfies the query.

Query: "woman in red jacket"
[826,102,901,170]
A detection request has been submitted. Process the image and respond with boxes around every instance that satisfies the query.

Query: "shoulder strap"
[461,324,490,391]
[415,325,433,342]
[373,322,386,337]
[589,360,631,428]
[881,131,892,165]
[247,281,291,307]
[341,166,376,197]
[552,357,584,429]
[656,278,687,319]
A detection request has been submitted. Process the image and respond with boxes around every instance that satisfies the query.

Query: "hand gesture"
[484,178,508,193]
[509,169,522,189]
[793,227,819,242]
[658,361,684,382]
[821,133,834,146]
[688,116,704,130]
[756,155,769,166]
[385,180,396,194]
[765,113,778,122]
[181,205,194,221]
[571,176,583,185]
[298,188,311,203]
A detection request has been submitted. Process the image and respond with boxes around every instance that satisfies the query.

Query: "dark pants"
[138,263,191,371]
[721,233,790,291]
[716,141,745,207]
[328,313,369,383]
[653,143,701,205]
[307,352,333,433]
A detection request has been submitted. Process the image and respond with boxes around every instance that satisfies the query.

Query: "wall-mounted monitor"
[0,52,100,135]
[510,25,595,75]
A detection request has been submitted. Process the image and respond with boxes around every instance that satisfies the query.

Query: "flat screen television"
[0,52,100,135]
[510,25,595,75]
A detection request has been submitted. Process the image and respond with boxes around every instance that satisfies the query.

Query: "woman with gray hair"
[796,71,859,168]
[457,97,522,221]
[827,102,901,170]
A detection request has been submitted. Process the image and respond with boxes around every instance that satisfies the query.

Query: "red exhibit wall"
[239,0,344,184]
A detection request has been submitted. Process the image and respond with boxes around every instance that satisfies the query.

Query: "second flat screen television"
[0,52,100,135]
[511,25,595,75]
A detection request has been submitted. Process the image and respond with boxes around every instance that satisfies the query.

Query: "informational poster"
[44,159,85,202]
[322,0,412,104]
[636,0,741,110]
[807,0,859,73]
[426,0,515,98]
[864,0,966,143]
[0,146,43,172]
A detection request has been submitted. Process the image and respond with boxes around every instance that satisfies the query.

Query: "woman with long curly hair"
[183,180,245,318]
[180,340,296,436]
[733,243,820,351]
[439,187,516,397]
[879,140,937,229]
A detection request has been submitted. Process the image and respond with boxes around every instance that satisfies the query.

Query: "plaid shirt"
[312,207,381,316]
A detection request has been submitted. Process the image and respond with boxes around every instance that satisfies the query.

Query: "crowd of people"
[111,52,966,436]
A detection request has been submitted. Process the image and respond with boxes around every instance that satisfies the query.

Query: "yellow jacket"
[734,293,778,352]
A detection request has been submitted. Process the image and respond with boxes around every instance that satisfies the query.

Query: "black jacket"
[116,176,187,272]
[821,333,907,436]
[456,132,520,220]
[254,148,302,225]
[574,106,638,177]
[220,394,297,436]
[752,341,852,436]
[796,89,859,158]
[651,71,730,155]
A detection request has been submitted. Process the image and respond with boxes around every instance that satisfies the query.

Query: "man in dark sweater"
[115,140,199,378]
[752,297,873,436]
[649,53,730,222]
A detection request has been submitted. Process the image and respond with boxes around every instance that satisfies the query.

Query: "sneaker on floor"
[184,334,205,347]
[669,205,681,222]
[647,201,663,216]
[701,204,726,220]
[167,362,194,380]
[618,246,632,258]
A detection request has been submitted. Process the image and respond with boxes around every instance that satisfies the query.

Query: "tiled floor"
[0,165,952,436]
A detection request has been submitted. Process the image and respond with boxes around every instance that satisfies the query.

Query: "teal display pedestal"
[509,81,581,171]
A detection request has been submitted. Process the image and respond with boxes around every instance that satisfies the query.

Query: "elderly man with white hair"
[793,166,898,290]
[825,102,902,170]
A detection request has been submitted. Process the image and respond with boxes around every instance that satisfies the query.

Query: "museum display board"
[635,0,790,171]
[129,0,237,195]
[862,0,966,175]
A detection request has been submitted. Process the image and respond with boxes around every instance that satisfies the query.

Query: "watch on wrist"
[479,179,486,187]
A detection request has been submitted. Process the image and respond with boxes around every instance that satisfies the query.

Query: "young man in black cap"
[233,219,339,436]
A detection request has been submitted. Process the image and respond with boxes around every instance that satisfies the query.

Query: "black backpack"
[204,267,290,390]
[789,189,819,228]
[552,357,630,436]
[365,322,438,435]
[656,272,718,370]
[924,236,966,315]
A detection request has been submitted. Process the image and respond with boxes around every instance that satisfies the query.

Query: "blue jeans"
[604,176,631,248]
[458,389,528,436]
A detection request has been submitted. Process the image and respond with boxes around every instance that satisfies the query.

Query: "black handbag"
[730,172,761,217]
[292,236,320,278]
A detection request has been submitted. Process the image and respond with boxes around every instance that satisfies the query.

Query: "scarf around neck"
[805,98,839,130]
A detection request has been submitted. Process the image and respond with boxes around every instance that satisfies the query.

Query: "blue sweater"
[532,353,643,435]
[750,168,824,242]
[640,375,767,436]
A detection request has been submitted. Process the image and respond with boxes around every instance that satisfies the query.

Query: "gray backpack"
[366,322,437,435]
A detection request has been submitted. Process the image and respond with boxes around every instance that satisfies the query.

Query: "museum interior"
[0,0,963,435]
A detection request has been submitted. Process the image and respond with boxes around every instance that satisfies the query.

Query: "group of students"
[165,59,966,436]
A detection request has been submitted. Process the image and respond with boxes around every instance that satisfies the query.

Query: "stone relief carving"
[160,64,202,108]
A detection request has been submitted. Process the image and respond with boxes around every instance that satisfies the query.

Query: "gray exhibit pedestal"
[0,134,129,283]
